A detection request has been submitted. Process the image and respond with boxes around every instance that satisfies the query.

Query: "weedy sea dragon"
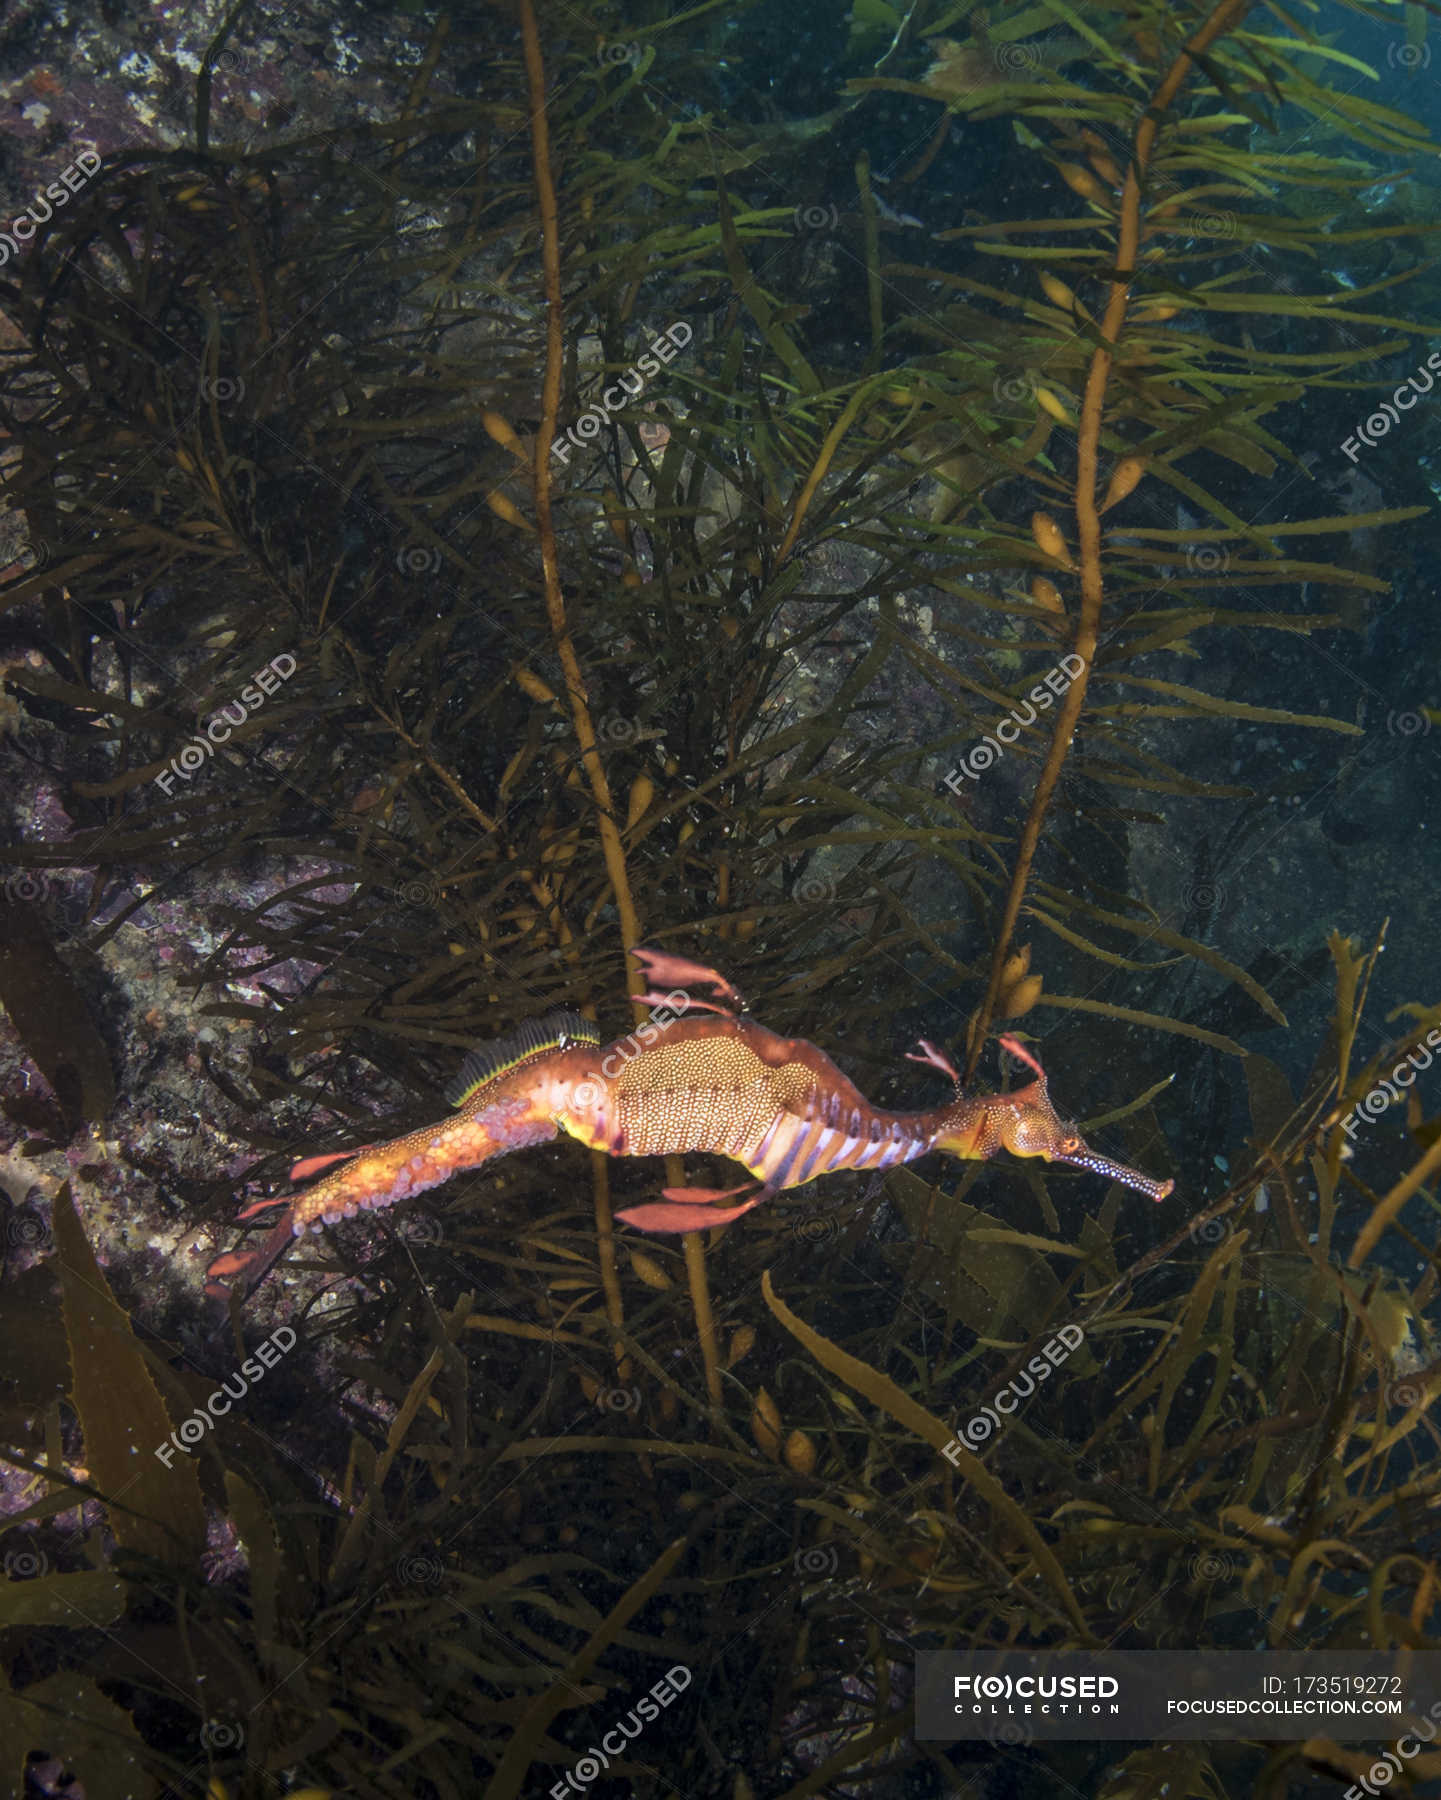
[205,948,1174,1303]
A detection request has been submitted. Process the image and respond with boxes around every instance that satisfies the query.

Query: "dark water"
[0,3,1439,1797]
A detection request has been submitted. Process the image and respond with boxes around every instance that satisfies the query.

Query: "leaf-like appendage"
[52,1184,206,1566]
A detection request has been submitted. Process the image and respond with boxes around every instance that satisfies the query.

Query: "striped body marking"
[591,1021,936,1190]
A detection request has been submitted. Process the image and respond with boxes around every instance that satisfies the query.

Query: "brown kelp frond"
[3,0,1441,1792]
[13,939,1441,1793]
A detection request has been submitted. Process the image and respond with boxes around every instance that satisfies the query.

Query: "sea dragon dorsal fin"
[445,1007,600,1108]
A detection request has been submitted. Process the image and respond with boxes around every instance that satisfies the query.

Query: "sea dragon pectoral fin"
[615,1183,773,1234]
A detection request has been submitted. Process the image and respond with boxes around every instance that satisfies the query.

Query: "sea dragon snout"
[205,952,1173,1304]
[946,1034,1174,1203]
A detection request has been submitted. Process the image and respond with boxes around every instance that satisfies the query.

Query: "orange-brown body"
[205,950,1172,1303]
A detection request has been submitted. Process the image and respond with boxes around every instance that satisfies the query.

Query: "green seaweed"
[0,902,115,1131]
[1,0,1440,1794]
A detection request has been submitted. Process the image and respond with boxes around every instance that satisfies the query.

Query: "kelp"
[2,0,1441,1794]
[0,901,114,1131]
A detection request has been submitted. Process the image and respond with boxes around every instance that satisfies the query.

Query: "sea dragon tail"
[204,1093,558,1305]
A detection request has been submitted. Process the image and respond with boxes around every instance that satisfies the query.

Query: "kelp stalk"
[966,0,1255,1073]
[518,0,720,1401]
